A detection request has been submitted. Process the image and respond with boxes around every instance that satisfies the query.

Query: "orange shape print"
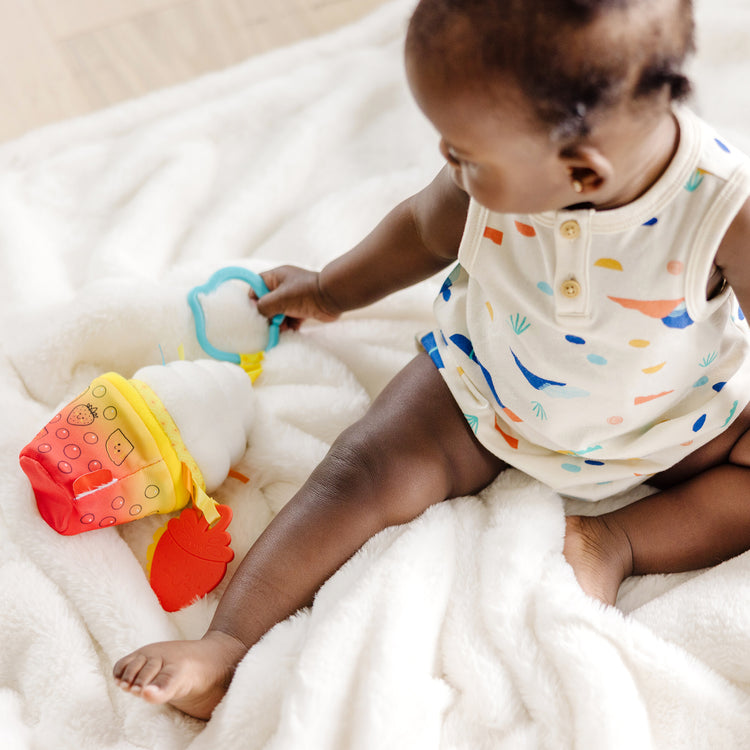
[667,260,684,275]
[514,221,536,237]
[483,226,504,245]
[634,390,674,405]
[608,296,684,319]
[502,407,523,423]
[494,416,519,448]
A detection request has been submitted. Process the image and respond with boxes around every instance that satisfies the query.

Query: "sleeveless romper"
[423,106,750,500]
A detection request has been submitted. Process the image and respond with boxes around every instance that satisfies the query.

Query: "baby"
[114,0,750,720]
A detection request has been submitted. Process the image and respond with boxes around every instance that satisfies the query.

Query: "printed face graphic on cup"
[106,429,134,466]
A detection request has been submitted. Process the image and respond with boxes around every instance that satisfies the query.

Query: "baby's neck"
[592,108,679,211]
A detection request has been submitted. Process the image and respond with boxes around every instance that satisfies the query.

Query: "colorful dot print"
[19,374,184,535]
[424,113,750,500]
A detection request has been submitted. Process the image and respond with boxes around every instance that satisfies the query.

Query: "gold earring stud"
[572,179,583,194]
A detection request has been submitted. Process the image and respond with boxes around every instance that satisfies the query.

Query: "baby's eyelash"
[446,147,461,165]
[441,140,477,169]
[448,148,476,168]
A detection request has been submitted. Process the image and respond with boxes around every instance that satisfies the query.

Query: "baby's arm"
[714,197,750,309]
[256,166,468,325]
[112,170,490,718]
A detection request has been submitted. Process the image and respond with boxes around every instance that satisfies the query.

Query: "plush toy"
[19,267,280,611]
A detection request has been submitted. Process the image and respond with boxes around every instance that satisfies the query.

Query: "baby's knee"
[321,417,451,521]
[327,418,438,488]
[323,425,385,491]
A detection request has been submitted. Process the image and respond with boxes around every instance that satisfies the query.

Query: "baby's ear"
[559,144,614,196]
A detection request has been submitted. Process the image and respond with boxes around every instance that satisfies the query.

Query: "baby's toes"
[140,664,182,702]
[114,652,163,693]
[130,656,168,695]
[113,652,147,687]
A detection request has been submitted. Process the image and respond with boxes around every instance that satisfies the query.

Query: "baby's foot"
[113,630,247,720]
[563,515,634,606]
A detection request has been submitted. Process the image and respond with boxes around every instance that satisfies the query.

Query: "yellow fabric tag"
[239,351,265,382]
[191,480,221,526]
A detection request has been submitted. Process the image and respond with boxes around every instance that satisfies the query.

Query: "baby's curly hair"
[406,0,695,139]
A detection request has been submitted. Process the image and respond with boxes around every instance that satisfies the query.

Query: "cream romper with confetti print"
[422,106,750,500]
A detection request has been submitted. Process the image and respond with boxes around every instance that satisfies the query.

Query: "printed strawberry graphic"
[67,403,98,426]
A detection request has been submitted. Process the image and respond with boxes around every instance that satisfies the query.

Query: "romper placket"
[553,210,593,320]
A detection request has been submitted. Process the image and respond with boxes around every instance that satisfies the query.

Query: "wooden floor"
[0,0,390,143]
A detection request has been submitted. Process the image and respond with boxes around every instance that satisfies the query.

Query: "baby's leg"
[114,352,505,719]
[565,403,750,605]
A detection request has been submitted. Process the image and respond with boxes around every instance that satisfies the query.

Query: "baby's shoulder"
[687,108,750,181]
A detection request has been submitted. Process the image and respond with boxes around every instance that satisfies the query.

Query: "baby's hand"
[253,265,341,330]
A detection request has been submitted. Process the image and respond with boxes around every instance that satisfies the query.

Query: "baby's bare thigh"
[359,352,507,504]
[649,401,750,490]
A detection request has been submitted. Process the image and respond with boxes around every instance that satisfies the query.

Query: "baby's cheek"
[468,182,504,213]
[448,165,465,192]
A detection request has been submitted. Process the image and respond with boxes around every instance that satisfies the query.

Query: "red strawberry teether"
[148,503,234,611]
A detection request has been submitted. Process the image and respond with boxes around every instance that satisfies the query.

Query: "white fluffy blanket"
[3,1,750,748]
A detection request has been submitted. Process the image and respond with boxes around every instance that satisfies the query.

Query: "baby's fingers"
[255,285,292,320]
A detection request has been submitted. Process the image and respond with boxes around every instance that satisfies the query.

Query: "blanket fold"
[2,1,750,748]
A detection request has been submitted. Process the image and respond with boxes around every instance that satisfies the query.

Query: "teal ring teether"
[188,266,284,362]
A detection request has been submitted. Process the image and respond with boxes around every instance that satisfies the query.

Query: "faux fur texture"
[2,1,750,747]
